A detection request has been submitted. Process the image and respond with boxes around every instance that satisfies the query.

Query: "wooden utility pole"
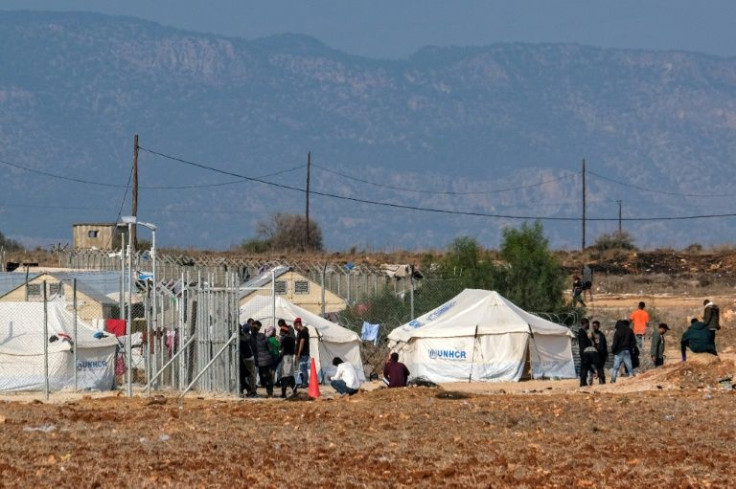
[131,134,139,249]
[305,152,311,249]
[581,159,586,251]
[617,200,622,234]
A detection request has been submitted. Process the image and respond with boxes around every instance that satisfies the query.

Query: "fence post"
[43,281,49,400]
[73,279,78,391]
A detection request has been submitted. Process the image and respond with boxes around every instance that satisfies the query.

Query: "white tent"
[240,296,365,383]
[0,301,119,392]
[387,289,576,383]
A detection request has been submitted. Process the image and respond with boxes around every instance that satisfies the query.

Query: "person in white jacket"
[329,357,361,396]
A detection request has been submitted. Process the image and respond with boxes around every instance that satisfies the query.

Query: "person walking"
[572,276,586,307]
[650,323,669,367]
[629,301,650,349]
[294,317,310,388]
[383,352,410,388]
[610,319,637,383]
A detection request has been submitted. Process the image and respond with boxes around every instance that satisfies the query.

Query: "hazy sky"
[3,0,736,59]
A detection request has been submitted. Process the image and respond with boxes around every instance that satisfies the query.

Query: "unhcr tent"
[0,301,119,392]
[387,289,576,383]
[240,296,365,383]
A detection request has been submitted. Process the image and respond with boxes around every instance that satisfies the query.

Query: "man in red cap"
[294,317,310,388]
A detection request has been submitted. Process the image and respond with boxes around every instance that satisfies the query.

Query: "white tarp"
[240,296,365,383]
[387,289,576,382]
[0,301,118,392]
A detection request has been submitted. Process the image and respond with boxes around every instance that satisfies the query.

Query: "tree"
[494,222,567,313]
[0,230,22,251]
[592,231,637,251]
[439,236,497,291]
[241,212,323,252]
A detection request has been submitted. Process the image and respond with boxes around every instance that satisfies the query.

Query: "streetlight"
[118,216,157,397]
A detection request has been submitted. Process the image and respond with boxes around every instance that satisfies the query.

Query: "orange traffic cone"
[307,357,321,399]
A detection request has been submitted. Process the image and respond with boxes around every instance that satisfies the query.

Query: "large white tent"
[0,301,119,392]
[240,296,365,383]
[387,289,576,383]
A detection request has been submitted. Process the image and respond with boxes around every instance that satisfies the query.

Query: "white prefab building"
[387,289,576,383]
[0,301,119,392]
[240,296,365,383]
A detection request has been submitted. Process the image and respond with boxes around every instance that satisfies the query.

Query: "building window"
[27,284,41,296]
[49,283,62,296]
[88,230,99,238]
[274,280,287,295]
[294,280,309,295]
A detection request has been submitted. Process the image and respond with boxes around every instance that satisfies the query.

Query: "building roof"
[238,265,291,300]
[0,272,39,297]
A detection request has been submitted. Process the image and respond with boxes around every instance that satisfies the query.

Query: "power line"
[0,157,304,189]
[313,163,577,195]
[139,146,736,223]
[587,170,732,198]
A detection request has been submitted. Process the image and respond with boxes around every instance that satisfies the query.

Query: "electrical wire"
[0,157,304,189]
[139,146,736,222]
[587,170,732,198]
[313,163,577,195]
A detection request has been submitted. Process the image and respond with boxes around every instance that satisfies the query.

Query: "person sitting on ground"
[650,323,669,367]
[681,318,717,361]
[383,352,410,388]
[329,357,362,396]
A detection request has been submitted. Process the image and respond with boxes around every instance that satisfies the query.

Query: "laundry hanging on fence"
[361,322,380,345]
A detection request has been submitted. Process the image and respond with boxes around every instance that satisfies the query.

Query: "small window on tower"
[88,230,99,238]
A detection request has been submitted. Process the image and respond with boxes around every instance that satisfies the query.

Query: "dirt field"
[1,351,735,488]
[2,248,736,487]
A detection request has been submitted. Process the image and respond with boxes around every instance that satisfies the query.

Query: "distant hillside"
[1,11,736,250]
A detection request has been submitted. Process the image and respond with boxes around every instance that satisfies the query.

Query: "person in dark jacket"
[239,318,257,397]
[383,352,410,388]
[610,319,636,383]
[650,323,669,367]
[254,321,276,397]
[703,299,720,353]
[277,322,297,398]
[681,318,717,360]
[577,318,595,387]
[590,320,607,384]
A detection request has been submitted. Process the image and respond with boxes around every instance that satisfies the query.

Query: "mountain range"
[1,11,736,251]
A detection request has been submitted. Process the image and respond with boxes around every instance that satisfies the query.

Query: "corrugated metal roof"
[238,265,290,300]
[0,272,38,297]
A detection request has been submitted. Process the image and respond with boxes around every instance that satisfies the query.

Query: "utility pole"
[305,152,311,250]
[581,158,586,251]
[131,134,139,250]
[617,200,622,234]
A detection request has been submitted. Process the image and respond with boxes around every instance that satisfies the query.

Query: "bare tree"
[253,212,323,252]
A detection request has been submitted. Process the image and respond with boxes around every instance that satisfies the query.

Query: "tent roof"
[0,300,118,355]
[0,272,38,297]
[388,289,572,342]
[240,295,358,344]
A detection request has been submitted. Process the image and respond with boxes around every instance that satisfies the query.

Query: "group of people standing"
[578,299,722,387]
[239,316,311,398]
